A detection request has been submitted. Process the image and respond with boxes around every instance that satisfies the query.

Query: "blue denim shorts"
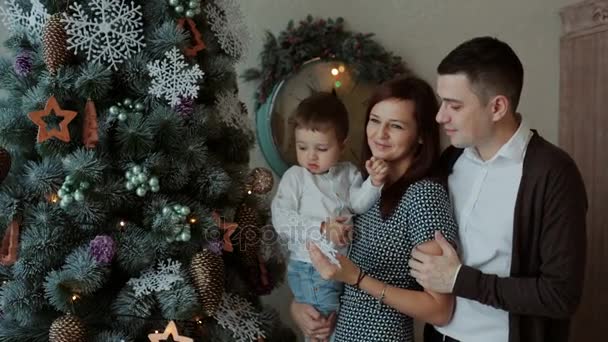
[287,259,343,317]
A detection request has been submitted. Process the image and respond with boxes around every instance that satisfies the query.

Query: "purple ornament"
[206,239,223,255]
[174,96,194,118]
[14,51,33,77]
[89,235,116,264]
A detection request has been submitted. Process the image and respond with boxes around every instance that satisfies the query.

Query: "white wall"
[234,0,581,340]
[0,0,581,340]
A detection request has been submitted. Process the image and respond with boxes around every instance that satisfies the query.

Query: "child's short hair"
[293,92,349,142]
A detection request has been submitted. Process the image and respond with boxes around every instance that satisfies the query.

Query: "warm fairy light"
[331,68,339,76]
[338,65,345,73]
[247,190,252,195]
[71,294,80,301]
[154,330,159,334]
[50,194,59,203]
[119,221,126,227]
[197,320,203,325]
[189,217,197,224]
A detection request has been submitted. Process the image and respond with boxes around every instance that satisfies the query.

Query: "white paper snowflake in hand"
[148,47,204,107]
[215,90,250,131]
[205,0,249,59]
[312,238,341,266]
[127,259,184,298]
[213,293,265,342]
[62,0,144,70]
[0,0,49,42]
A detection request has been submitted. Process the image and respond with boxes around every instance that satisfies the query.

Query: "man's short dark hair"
[437,36,524,111]
[293,92,349,142]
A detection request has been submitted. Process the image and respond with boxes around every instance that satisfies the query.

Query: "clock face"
[269,59,376,169]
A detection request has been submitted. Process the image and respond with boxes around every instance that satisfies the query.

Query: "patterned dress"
[333,179,458,342]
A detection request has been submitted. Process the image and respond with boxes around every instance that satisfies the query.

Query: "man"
[409,36,587,342]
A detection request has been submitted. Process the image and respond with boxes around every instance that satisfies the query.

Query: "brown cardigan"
[440,131,588,342]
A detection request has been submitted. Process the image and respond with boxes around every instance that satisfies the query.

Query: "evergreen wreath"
[243,15,410,109]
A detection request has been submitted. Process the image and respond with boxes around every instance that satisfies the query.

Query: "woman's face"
[366,98,420,163]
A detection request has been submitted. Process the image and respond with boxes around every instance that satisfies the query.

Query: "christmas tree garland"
[243,15,410,109]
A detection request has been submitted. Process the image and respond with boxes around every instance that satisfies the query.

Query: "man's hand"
[290,301,335,341]
[365,157,388,186]
[409,231,461,293]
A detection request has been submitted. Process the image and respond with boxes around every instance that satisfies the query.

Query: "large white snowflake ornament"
[213,293,265,342]
[205,0,249,59]
[62,0,145,70]
[215,90,250,131]
[147,47,204,107]
[127,259,184,298]
[0,0,49,42]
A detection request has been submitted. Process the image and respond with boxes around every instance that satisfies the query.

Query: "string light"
[331,68,339,76]
[154,330,159,334]
[338,65,345,73]
[71,294,80,301]
[335,81,342,88]
[119,221,126,227]
[189,217,197,224]
[247,190,252,195]
[50,193,59,203]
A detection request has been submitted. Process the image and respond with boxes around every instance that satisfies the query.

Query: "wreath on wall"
[242,15,410,109]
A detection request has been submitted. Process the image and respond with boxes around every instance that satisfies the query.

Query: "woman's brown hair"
[360,76,441,218]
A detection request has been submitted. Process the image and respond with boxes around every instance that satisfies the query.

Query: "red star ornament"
[177,18,206,57]
[28,95,78,143]
[148,320,193,342]
[212,211,238,252]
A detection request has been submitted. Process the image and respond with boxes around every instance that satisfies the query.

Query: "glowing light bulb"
[119,221,126,227]
[189,218,197,224]
[338,65,345,73]
[331,68,339,76]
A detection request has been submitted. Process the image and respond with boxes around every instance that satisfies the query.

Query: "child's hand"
[365,157,388,186]
[321,217,352,247]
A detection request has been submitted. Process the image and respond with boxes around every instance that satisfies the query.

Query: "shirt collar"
[463,115,531,164]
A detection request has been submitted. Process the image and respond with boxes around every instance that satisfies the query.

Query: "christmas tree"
[0,0,291,341]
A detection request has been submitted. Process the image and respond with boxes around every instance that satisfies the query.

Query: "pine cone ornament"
[49,314,87,342]
[0,147,11,185]
[43,14,70,75]
[190,250,225,316]
[245,168,273,195]
[234,203,261,268]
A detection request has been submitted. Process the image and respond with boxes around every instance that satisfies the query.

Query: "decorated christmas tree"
[0,0,291,341]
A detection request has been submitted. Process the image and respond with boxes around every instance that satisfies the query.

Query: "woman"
[291,76,458,341]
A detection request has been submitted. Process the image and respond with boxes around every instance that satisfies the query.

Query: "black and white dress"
[333,179,458,342]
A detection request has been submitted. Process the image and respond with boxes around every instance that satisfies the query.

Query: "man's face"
[436,74,494,149]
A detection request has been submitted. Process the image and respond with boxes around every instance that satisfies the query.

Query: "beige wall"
[234,0,581,340]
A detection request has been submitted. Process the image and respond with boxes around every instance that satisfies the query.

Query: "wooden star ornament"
[148,320,193,342]
[28,95,77,143]
[212,211,238,252]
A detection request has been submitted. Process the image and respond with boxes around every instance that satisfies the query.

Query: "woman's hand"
[308,242,360,285]
[290,301,335,341]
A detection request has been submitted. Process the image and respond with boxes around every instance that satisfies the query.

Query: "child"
[271,92,388,328]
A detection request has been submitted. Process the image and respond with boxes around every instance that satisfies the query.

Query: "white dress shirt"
[271,162,382,263]
[437,120,533,342]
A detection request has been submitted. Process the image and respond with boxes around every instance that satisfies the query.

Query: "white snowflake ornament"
[312,238,341,266]
[62,0,145,70]
[127,259,184,298]
[0,0,49,42]
[205,0,249,59]
[215,90,250,131]
[213,293,265,342]
[147,47,204,107]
